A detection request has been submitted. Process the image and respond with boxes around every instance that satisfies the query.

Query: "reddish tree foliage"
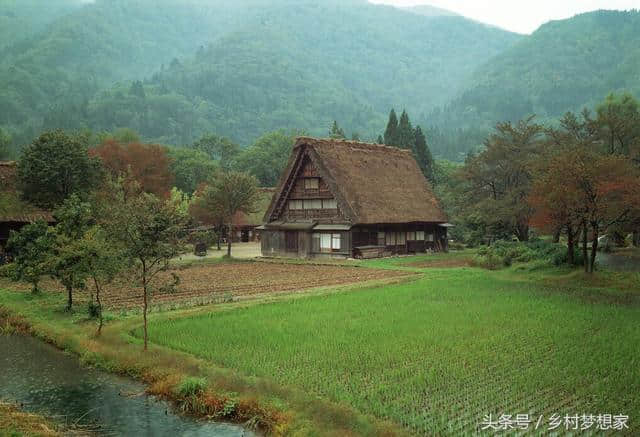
[90,140,174,198]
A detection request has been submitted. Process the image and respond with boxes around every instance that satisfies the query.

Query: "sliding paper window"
[314,233,342,252]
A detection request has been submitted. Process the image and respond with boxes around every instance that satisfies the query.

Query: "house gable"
[265,147,353,224]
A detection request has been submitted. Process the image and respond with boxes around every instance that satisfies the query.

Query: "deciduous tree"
[90,140,174,198]
[459,117,543,241]
[106,188,187,350]
[198,172,260,257]
[18,130,103,208]
[5,221,56,294]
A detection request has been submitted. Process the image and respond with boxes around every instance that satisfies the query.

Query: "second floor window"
[304,178,319,189]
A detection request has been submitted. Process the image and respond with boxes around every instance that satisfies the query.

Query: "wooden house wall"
[276,157,347,223]
[260,230,311,258]
[351,224,448,255]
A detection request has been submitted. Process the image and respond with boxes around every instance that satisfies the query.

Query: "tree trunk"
[582,220,588,273]
[227,223,233,257]
[516,223,529,242]
[66,285,73,311]
[633,230,640,247]
[589,223,599,274]
[216,226,222,251]
[566,223,574,266]
[93,275,103,335]
[142,262,148,351]
[553,226,561,244]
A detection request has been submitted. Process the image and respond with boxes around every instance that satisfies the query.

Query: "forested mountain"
[0,0,84,50]
[2,2,639,161]
[430,10,640,149]
[0,0,520,151]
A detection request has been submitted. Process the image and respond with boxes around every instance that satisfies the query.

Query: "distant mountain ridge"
[403,4,460,18]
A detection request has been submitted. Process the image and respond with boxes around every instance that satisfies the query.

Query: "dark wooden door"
[285,231,298,252]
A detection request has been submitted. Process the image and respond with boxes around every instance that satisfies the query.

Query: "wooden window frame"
[304,178,319,190]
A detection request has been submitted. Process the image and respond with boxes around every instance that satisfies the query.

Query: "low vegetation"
[471,239,582,270]
[144,258,640,435]
[0,401,61,437]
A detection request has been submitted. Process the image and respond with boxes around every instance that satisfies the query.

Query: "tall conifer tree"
[414,125,434,182]
[383,109,399,147]
[398,110,415,151]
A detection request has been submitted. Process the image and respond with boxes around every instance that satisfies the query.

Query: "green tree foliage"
[79,226,123,334]
[397,110,415,151]
[234,130,300,187]
[191,134,240,171]
[17,130,103,208]
[414,126,434,182]
[105,185,188,350]
[459,117,544,242]
[168,147,218,194]
[594,92,640,158]
[383,109,399,147]
[49,195,95,310]
[199,172,260,257]
[0,128,11,160]
[5,221,56,294]
[329,121,346,139]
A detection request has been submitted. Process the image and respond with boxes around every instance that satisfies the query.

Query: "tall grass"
[147,268,640,435]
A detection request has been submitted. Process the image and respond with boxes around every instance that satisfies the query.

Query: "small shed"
[0,161,55,249]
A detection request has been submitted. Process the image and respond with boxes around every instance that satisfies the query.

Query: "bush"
[176,377,207,397]
[448,241,466,251]
[87,301,102,319]
[472,238,582,270]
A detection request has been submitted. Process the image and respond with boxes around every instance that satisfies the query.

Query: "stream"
[0,334,253,436]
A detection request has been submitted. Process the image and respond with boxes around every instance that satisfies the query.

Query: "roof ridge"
[294,137,412,154]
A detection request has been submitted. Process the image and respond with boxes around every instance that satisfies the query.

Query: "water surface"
[0,334,252,436]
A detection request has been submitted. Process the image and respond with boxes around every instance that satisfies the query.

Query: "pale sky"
[368,0,640,33]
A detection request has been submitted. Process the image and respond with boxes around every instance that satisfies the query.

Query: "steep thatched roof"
[0,161,54,223]
[265,137,447,225]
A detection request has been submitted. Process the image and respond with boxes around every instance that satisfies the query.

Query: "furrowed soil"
[1,262,410,310]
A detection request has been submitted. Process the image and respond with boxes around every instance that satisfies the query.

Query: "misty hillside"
[0,0,519,149]
[1,2,639,161]
[433,10,640,134]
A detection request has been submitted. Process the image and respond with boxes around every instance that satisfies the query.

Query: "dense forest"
[0,0,518,157]
[1,1,639,161]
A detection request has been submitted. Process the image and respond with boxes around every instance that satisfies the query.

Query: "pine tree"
[329,120,345,139]
[376,135,384,144]
[414,125,434,182]
[398,110,415,151]
[383,109,399,147]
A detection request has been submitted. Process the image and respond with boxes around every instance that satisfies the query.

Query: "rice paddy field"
[146,262,640,435]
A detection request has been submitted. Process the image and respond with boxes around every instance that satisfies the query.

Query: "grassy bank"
[0,402,61,437]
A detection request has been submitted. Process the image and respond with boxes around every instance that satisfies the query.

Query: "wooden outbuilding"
[0,161,54,250]
[258,137,449,259]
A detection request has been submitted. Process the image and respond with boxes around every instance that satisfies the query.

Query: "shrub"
[87,301,102,319]
[176,377,207,397]
[472,238,582,270]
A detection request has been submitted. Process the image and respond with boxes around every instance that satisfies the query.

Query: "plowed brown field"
[105,262,409,309]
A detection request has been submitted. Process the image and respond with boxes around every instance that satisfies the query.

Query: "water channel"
[0,334,253,436]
